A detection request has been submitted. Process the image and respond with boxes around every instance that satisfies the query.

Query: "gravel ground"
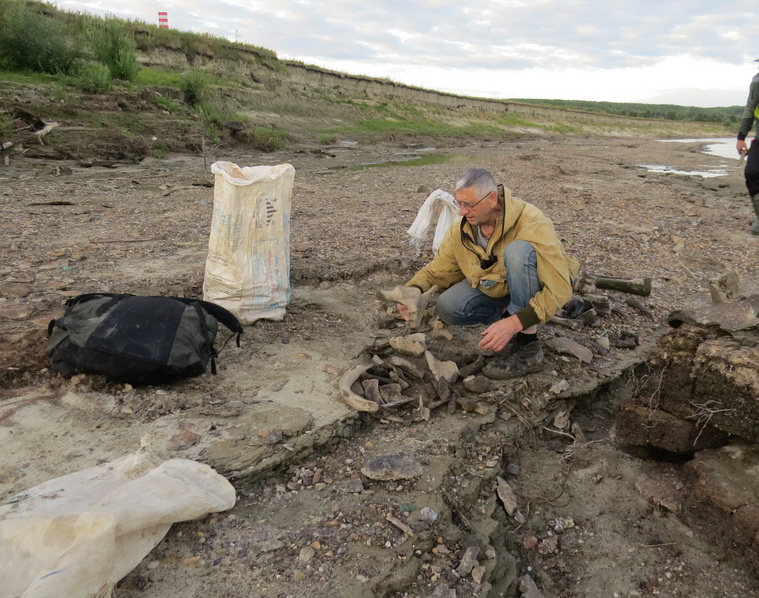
[2,131,759,598]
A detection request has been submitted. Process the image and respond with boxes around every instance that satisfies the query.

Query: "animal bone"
[425,350,459,384]
[388,355,425,380]
[389,334,426,356]
[430,318,453,340]
[339,364,378,412]
[361,378,384,405]
[377,285,438,328]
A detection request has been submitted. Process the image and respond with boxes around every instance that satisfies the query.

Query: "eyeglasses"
[453,190,491,211]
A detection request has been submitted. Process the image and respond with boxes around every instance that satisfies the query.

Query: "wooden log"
[582,273,651,296]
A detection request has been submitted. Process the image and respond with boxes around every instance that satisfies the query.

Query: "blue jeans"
[435,240,541,326]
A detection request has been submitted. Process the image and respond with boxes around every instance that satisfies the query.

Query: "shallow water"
[642,137,743,177]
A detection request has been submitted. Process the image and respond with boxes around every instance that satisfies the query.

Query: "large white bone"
[338,363,378,412]
[377,285,438,328]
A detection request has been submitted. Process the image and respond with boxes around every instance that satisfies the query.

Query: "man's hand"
[397,302,411,321]
[738,139,748,155]
[479,315,523,352]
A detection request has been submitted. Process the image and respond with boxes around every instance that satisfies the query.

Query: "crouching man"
[398,167,579,379]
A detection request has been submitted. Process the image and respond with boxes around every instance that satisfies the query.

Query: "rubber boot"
[752,195,759,236]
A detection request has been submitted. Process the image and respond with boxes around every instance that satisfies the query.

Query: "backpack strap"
[194,299,244,346]
[190,301,219,374]
[170,297,244,347]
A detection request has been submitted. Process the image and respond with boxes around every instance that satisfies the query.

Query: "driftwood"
[581,273,651,296]
[34,121,60,143]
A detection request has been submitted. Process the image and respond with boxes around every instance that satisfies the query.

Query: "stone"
[546,337,593,363]
[430,584,456,598]
[496,476,518,516]
[471,565,486,584]
[337,478,364,493]
[709,270,741,304]
[462,375,491,394]
[251,430,283,446]
[537,535,558,554]
[0,283,32,298]
[299,546,315,564]
[168,429,200,451]
[519,574,545,598]
[361,453,423,481]
[0,303,35,320]
[668,294,759,332]
[419,507,438,522]
[457,545,480,575]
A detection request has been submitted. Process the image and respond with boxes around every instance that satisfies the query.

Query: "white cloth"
[406,188,459,254]
[0,455,236,598]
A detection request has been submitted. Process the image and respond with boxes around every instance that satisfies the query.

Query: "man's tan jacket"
[407,184,580,328]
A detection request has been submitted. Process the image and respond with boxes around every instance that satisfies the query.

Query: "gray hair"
[455,167,497,196]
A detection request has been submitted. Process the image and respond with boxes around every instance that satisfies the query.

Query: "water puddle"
[637,164,729,178]
[640,137,743,178]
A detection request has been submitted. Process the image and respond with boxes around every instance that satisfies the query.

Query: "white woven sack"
[204,161,295,324]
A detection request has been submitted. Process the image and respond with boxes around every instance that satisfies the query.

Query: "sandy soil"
[2,132,759,597]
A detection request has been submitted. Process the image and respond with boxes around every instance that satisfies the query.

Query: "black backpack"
[47,293,243,385]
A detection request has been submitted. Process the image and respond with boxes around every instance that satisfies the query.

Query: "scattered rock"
[361,453,423,481]
[419,507,438,523]
[496,476,519,516]
[546,337,593,363]
[168,429,200,451]
[462,374,491,394]
[251,429,283,446]
[457,545,480,575]
[519,574,545,598]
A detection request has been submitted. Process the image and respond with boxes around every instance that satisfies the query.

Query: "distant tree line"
[508,98,745,127]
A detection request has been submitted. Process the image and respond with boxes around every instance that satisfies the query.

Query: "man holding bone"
[391,167,578,379]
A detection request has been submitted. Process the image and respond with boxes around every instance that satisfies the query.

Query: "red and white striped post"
[158,11,169,29]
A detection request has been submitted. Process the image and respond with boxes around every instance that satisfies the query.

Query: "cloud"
[55,0,759,106]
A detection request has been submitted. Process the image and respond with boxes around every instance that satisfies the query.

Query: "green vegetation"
[317,132,337,145]
[75,63,112,93]
[90,19,140,81]
[0,1,81,74]
[180,68,210,106]
[330,118,519,144]
[0,0,738,160]
[0,112,13,141]
[154,94,182,114]
[509,98,744,127]
[135,68,184,88]
[250,126,288,151]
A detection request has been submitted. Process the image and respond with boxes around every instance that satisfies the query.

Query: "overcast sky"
[55,0,759,107]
